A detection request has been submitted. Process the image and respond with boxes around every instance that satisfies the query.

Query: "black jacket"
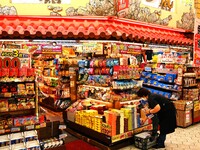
[148,93,177,134]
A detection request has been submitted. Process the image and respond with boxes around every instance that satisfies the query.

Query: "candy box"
[26,83,35,95]
[0,100,8,112]
[0,146,10,150]
[0,134,10,147]
[10,132,24,145]
[141,71,148,77]
[156,75,165,81]
[26,140,40,150]
[165,74,176,83]
[24,130,38,142]
[8,98,18,111]
[11,143,26,150]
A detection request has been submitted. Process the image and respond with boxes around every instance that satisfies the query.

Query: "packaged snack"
[24,130,38,142]
[17,84,26,95]
[9,83,18,93]
[8,98,18,111]
[11,143,26,150]
[17,98,26,110]
[26,140,40,150]
[18,67,27,77]
[0,146,10,150]
[10,132,24,145]
[26,83,35,95]
[0,100,8,112]
[9,68,19,77]
[0,134,10,147]
[1,84,9,93]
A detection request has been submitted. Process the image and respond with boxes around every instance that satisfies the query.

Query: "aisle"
[120,123,200,150]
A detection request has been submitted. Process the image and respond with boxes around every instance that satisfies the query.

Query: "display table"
[65,120,152,150]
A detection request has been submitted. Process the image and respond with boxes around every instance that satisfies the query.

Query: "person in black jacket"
[137,88,177,149]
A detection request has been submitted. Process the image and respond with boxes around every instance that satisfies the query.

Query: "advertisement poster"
[0,49,30,68]
[117,0,130,17]
[11,0,71,4]
[142,0,174,12]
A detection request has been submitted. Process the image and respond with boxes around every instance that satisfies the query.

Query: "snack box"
[10,132,24,145]
[26,140,40,150]
[11,143,26,150]
[0,146,10,150]
[0,134,10,147]
[24,130,38,142]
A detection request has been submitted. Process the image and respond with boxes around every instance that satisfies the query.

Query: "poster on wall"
[142,0,174,12]
[117,0,130,17]
[11,0,71,4]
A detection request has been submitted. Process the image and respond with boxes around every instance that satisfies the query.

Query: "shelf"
[183,84,198,88]
[120,99,140,104]
[81,85,110,89]
[85,98,110,104]
[0,94,35,98]
[143,83,180,92]
[39,102,65,112]
[0,121,50,136]
[0,108,35,117]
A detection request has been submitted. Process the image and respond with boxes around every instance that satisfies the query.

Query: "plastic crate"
[134,131,157,150]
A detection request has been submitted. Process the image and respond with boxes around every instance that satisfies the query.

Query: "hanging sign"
[0,49,30,68]
[194,18,200,66]
[41,44,62,54]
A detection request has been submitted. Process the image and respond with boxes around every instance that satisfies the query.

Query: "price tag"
[40,122,46,128]
[0,129,5,134]
[59,125,66,130]
[11,127,20,132]
[25,125,35,130]
[59,133,68,139]
[5,128,11,133]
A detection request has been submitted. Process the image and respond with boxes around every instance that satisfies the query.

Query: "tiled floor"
[120,123,200,150]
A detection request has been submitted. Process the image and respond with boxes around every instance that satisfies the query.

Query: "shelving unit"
[34,53,72,112]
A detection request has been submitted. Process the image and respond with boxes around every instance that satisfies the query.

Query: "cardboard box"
[134,131,157,150]
[176,110,192,127]
[173,100,193,111]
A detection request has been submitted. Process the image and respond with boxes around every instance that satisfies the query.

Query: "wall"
[0,0,195,31]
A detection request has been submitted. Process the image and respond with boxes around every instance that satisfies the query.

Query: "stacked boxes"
[173,100,193,127]
[75,110,102,132]
[0,130,39,150]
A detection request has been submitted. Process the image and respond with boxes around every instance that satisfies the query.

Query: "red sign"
[117,0,129,17]
[194,34,200,66]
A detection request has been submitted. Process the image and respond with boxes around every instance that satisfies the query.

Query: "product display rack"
[34,53,72,112]
[64,42,155,149]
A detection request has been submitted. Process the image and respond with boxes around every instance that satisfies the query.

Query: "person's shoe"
[152,144,165,149]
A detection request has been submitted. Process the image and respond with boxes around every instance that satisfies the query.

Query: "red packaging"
[9,68,19,77]
[27,68,35,77]
[18,67,27,77]
[1,68,9,77]
[0,68,2,77]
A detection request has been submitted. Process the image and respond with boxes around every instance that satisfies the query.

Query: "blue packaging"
[165,74,175,83]
[157,75,165,81]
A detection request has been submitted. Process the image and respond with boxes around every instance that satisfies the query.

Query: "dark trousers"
[151,115,166,146]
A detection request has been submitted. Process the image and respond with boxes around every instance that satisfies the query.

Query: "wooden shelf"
[64,119,152,149]
[0,108,35,117]
[39,102,65,112]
